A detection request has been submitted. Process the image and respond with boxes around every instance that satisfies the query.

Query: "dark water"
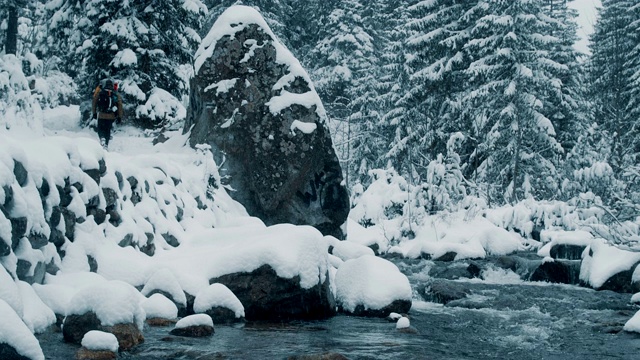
[38,259,640,359]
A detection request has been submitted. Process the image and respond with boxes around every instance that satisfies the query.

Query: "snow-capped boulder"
[0,299,45,360]
[185,5,349,238]
[142,293,178,326]
[76,331,118,360]
[210,264,334,321]
[141,268,188,317]
[170,314,214,337]
[580,241,640,293]
[624,310,640,333]
[62,280,145,350]
[335,255,412,317]
[194,283,245,324]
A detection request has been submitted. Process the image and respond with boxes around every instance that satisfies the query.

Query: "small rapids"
[38,258,640,359]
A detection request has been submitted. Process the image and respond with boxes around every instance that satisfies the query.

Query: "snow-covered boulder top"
[335,255,412,316]
[185,5,349,239]
[66,280,145,330]
[161,224,329,290]
[81,330,119,353]
[194,283,244,318]
[0,299,45,360]
[175,314,213,329]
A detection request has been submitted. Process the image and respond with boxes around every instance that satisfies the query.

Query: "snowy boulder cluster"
[0,128,411,357]
[184,5,350,239]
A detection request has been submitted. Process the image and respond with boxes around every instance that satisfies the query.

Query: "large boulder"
[185,5,349,238]
[210,264,335,321]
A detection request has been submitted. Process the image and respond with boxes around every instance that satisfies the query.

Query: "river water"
[37,258,640,359]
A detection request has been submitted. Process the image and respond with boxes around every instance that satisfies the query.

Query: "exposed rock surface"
[75,348,116,360]
[185,5,349,238]
[209,264,335,321]
[0,344,32,360]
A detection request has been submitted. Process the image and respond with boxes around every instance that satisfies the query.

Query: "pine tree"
[45,0,207,128]
[307,0,379,187]
[589,0,638,176]
[458,0,565,204]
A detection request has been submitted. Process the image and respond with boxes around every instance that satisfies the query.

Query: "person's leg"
[103,119,114,146]
[97,118,108,146]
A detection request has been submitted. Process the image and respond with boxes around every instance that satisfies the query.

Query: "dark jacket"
[92,86,124,120]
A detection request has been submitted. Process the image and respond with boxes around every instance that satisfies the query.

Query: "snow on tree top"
[194,5,326,119]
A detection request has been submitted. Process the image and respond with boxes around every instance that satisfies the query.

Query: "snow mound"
[66,280,145,330]
[175,314,213,329]
[624,310,640,333]
[396,316,410,329]
[32,283,74,317]
[81,330,119,352]
[328,235,375,261]
[141,268,187,307]
[0,266,23,317]
[164,223,329,290]
[17,281,56,333]
[142,293,178,319]
[0,299,45,360]
[537,230,594,257]
[194,283,244,318]
[335,255,412,312]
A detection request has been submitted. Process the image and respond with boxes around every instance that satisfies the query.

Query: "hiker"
[92,79,123,149]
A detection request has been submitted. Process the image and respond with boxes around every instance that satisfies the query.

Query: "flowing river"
[37,258,640,359]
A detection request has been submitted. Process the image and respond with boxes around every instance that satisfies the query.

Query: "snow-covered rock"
[0,299,45,360]
[580,240,640,293]
[194,283,245,324]
[624,310,640,333]
[16,280,56,333]
[81,330,119,352]
[185,5,349,238]
[62,280,145,350]
[141,268,188,316]
[142,293,178,325]
[335,255,412,317]
[170,314,214,337]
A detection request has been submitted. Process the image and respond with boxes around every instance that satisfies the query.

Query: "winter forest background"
[1,0,639,247]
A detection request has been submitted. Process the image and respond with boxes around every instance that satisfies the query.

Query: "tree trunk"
[5,5,19,55]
